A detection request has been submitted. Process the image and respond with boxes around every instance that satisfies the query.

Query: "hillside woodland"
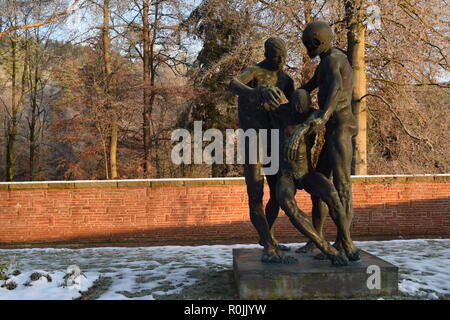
[0,0,448,181]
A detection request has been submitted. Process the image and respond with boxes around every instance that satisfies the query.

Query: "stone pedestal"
[233,248,398,299]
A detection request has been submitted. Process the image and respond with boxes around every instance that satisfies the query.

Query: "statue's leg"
[303,172,360,261]
[296,141,331,253]
[276,175,348,266]
[326,121,359,260]
[262,174,290,251]
[245,163,293,264]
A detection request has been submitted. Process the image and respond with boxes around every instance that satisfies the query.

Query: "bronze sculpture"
[228,37,297,264]
[292,21,360,261]
[273,89,351,266]
[230,38,356,265]
[228,22,360,265]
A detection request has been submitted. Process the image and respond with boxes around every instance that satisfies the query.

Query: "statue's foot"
[345,249,361,261]
[259,239,291,251]
[313,252,328,260]
[313,242,340,260]
[341,241,361,261]
[314,241,360,262]
[277,244,291,251]
[261,249,298,264]
[327,250,349,267]
[313,244,349,266]
[296,240,317,253]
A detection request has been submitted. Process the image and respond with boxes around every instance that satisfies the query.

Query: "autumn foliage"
[0,0,448,181]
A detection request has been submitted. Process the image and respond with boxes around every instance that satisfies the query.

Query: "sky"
[51,0,203,63]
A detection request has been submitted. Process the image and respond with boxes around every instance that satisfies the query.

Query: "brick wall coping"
[0,174,448,190]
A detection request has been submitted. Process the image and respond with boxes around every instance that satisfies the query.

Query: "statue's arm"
[286,110,322,160]
[300,68,319,93]
[318,57,343,124]
[283,75,295,102]
[228,67,257,97]
[285,123,310,161]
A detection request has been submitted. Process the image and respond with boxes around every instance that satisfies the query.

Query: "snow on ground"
[0,269,97,300]
[0,239,449,300]
[354,239,450,299]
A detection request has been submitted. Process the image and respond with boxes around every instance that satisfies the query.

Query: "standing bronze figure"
[291,21,360,261]
[272,88,351,266]
[228,37,296,264]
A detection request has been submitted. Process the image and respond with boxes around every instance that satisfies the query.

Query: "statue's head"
[302,21,334,58]
[292,89,311,115]
[264,37,287,71]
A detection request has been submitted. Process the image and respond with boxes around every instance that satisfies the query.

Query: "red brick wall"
[0,175,449,244]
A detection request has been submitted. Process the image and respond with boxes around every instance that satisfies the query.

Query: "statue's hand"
[305,110,325,133]
[260,87,284,111]
[285,110,324,161]
[286,137,298,162]
[309,117,325,133]
[286,125,307,161]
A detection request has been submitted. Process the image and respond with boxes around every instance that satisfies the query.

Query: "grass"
[75,277,113,300]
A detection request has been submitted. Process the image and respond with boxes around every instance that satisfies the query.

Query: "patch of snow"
[0,269,98,300]
[0,239,448,300]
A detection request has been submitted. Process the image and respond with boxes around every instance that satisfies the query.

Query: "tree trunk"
[142,1,159,178]
[6,33,27,181]
[5,38,17,181]
[102,0,118,179]
[345,0,368,175]
[142,0,152,178]
[29,64,38,181]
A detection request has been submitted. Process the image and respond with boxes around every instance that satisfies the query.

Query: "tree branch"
[356,93,434,151]
[370,78,450,89]
[365,42,405,67]
[0,0,80,38]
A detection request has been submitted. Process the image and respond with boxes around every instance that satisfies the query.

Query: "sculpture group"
[229,21,360,266]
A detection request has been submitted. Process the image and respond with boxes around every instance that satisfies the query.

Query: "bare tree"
[100,0,118,179]
[345,0,368,174]
[142,0,153,177]
[24,29,55,181]
[2,2,29,181]
[0,0,81,38]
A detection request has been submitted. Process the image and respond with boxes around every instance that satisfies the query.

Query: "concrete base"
[233,248,398,299]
